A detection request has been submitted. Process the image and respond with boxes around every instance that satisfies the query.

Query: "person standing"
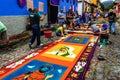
[29,8,46,49]
[107,9,117,35]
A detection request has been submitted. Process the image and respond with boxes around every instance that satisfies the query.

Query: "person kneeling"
[55,24,66,37]
[99,24,111,45]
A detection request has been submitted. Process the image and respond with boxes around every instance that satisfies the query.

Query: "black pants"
[30,24,41,46]
[100,34,109,42]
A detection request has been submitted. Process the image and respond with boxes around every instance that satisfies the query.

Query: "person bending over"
[99,23,110,44]
[88,23,111,44]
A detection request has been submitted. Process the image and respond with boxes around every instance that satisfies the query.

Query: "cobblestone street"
[0,21,120,80]
[85,21,120,80]
[0,31,60,68]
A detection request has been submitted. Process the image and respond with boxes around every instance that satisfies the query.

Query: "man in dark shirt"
[29,8,46,48]
[107,9,116,35]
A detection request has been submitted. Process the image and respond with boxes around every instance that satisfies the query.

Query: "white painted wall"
[0,16,47,36]
[78,2,83,15]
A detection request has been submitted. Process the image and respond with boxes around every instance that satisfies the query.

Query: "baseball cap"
[102,24,108,29]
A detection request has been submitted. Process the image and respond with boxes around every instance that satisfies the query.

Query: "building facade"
[0,0,77,37]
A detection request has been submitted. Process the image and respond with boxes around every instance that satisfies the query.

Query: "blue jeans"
[109,22,115,33]
[85,16,89,23]
[58,19,64,26]
[30,24,41,46]
[55,31,61,36]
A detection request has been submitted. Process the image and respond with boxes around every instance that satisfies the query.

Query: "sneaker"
[40,43,44,46]
[36,43,44,48]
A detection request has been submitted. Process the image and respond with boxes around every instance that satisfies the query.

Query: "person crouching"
[55,24,66,37]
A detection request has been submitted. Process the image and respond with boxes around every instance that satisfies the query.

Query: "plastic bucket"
[44,30,52,38]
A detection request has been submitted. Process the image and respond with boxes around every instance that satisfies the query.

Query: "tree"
[99,2,115,12]
[105,2,115,11]
[99,2,105,11]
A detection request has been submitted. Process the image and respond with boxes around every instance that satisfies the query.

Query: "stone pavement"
[85,21,120,80]
[0,22,120,80]
[0,32,60,68]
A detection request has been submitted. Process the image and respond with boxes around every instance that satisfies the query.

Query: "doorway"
[47,0,58,24]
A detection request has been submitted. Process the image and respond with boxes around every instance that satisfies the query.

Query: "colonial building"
[0,0,77,37]
[77,0,98,15]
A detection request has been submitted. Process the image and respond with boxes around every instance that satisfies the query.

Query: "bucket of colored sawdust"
[44,30,52,38]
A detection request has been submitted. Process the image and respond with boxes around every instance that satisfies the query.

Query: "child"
[55,24,66,37]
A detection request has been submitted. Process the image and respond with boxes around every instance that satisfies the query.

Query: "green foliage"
[99,2,115,11]
[99,2,105,11]
[105,2,115,11]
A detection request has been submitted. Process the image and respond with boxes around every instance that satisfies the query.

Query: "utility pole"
[82,0,85,13]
